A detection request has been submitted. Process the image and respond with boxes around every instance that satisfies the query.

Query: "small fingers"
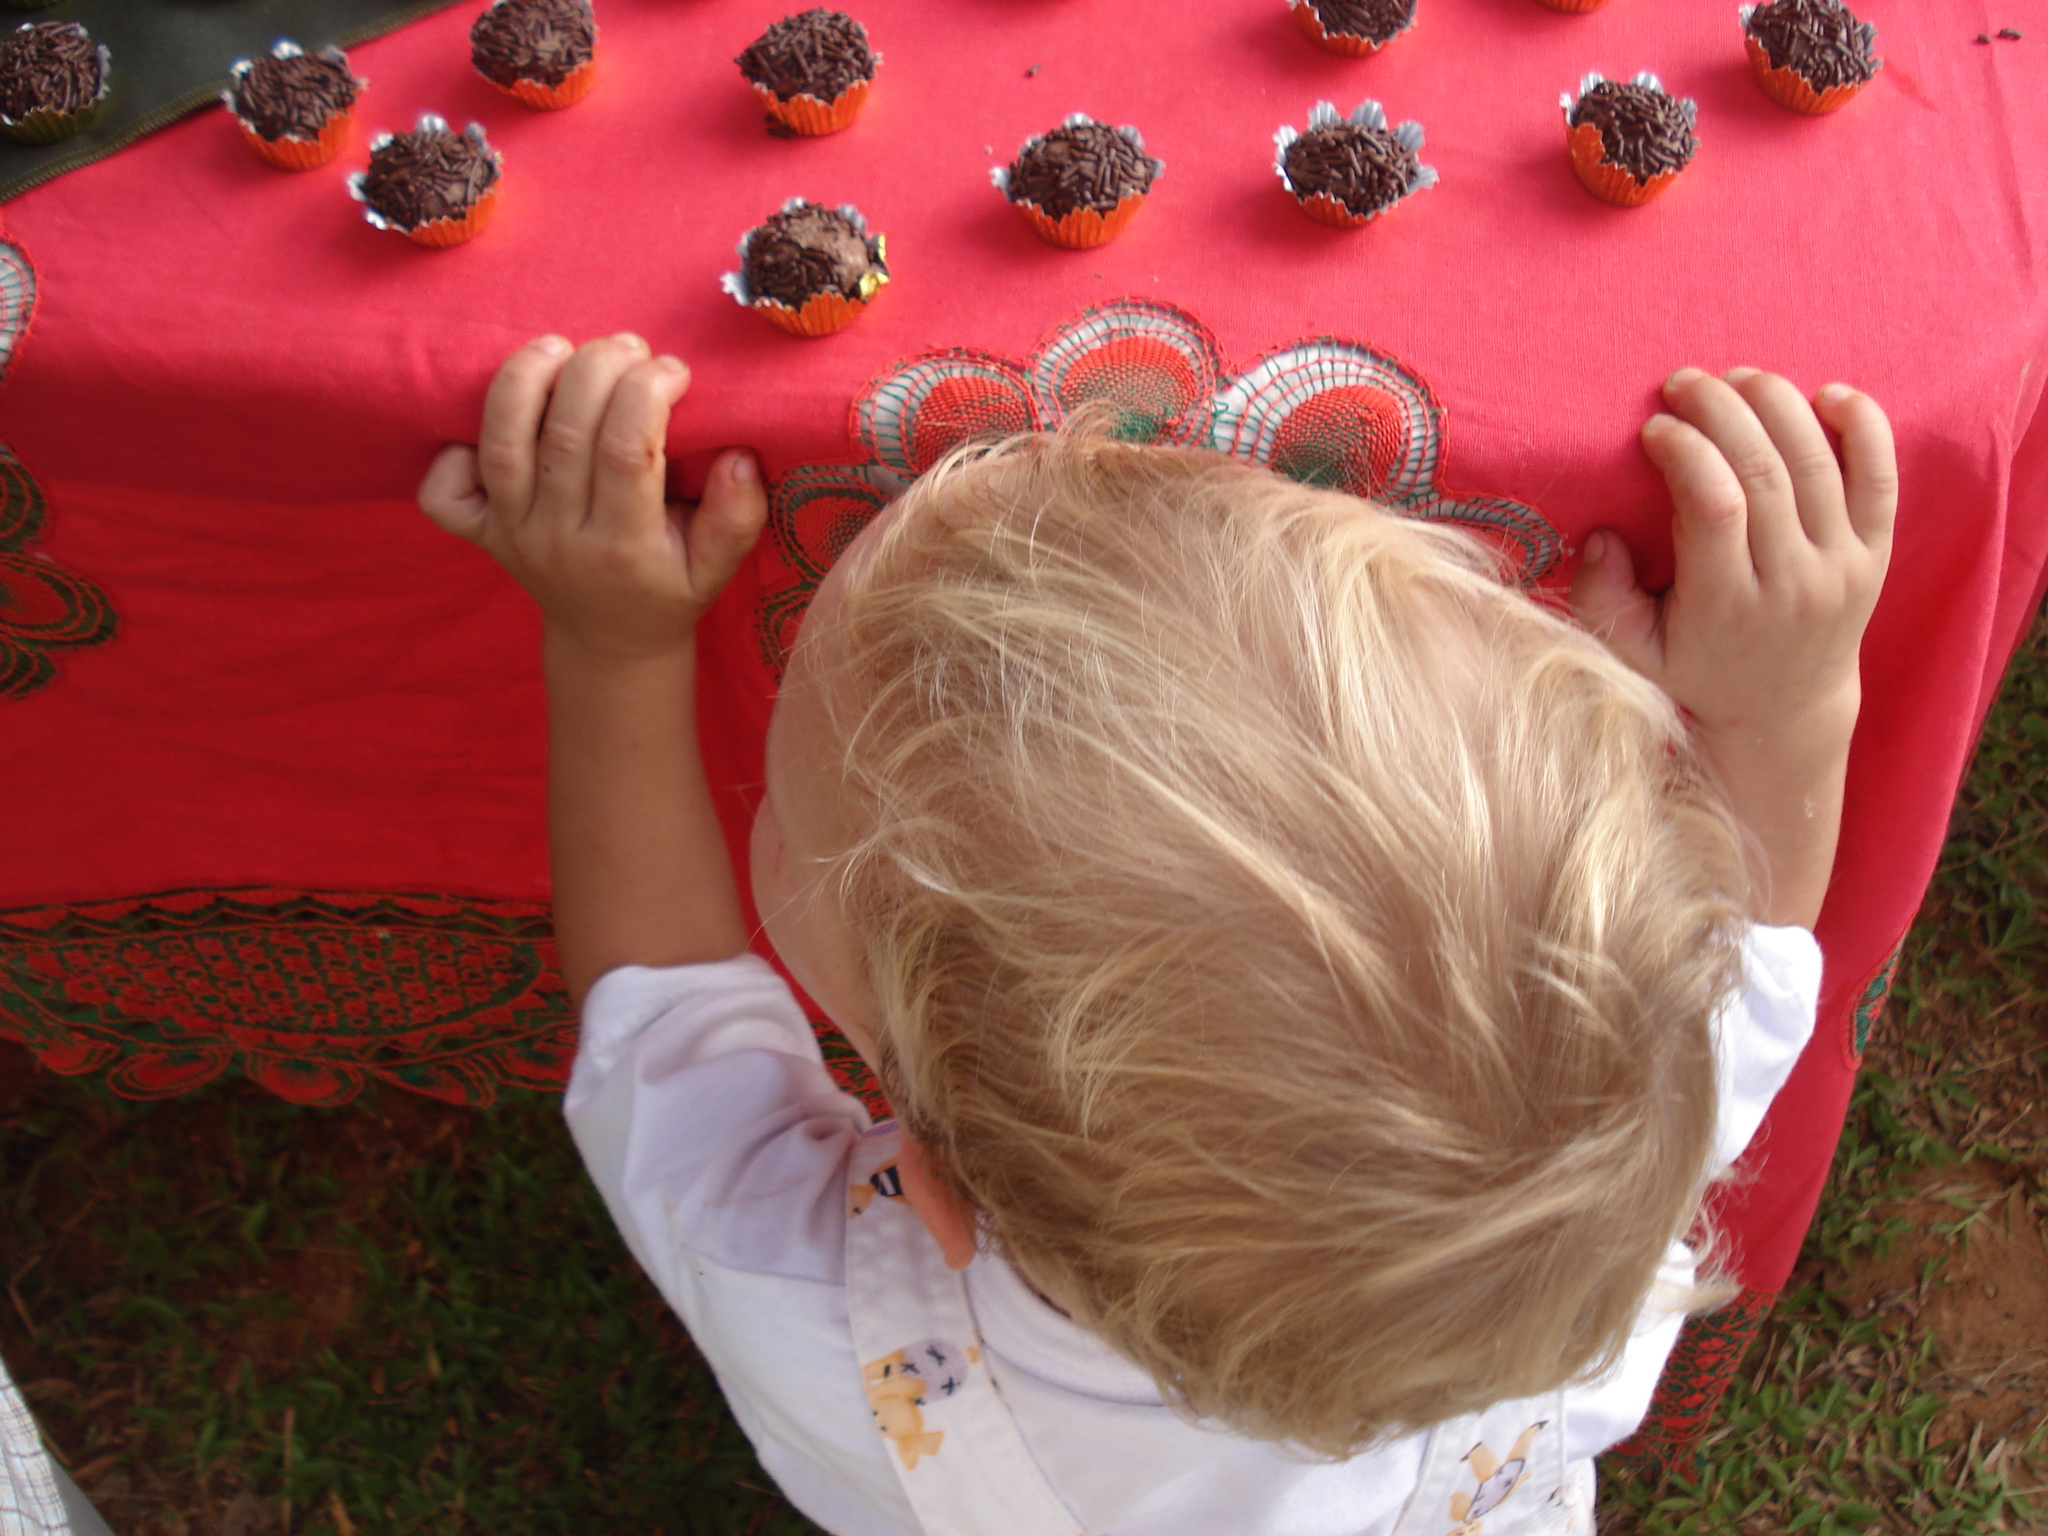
[533,334,652,529]
[1662,369,1801,577]
[1568,527,1664,681]
[1640,408,1756,602]
[1815,383,1898,558]
[688,448,770,596]
[417,444,490,543]
[1726,369,1851,549]
[589,354,692,539]
[475,335,573,519]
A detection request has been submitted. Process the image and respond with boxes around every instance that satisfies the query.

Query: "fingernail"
[656,354,687,376]
[533,334,570,356]
[613,332,647,353]
[1584,530,1608,563]
[1817,382,1851,406]
[729,451,758,485]
[1665,367,1705,391]
[1723,366,1760,384]
[1643,412,1679,435]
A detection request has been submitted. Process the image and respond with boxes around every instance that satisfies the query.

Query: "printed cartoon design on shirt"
[1444,1421,1547,1534]
[848,1158,906,1217]
[862,1338,973,1470]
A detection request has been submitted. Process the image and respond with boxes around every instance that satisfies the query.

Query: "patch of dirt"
[0,1038,482,1536]
[1820,985,2048,1460]
[1831,1161,2048,1448]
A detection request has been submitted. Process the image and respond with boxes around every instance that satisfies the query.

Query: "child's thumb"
[689,449,769,591]
[1569,528,1662,679]
[417,444,490,544]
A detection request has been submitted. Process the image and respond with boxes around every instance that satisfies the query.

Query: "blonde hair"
[807,433,1747,1456]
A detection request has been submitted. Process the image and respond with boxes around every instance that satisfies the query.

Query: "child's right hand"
[417,334,766,664]
[1570,368,1897,928]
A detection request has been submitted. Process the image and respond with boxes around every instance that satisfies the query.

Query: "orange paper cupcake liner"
[751,288,876,338]
[1743,35,1865,114]
[1291,1,1389,55]
[499,56,597,110]
[1534,0,1610,11]
[1015,193,1146,250]
[402,187,501,249]
[1566,121,1679,207]
[752,78,869,136]
[238,111,351,170]
[1295,191,1383,229]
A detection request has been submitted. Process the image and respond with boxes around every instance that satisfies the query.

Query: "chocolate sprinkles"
[1746,0,1878,89]
[1305,0,1417,45]
[1283,121,1419,216]
[0,20,102,121]
[1004,119,1159,219]
[359,123,500,230]
[1570,81,1698,182]
[232,49,357,142]
[471,0,595,88]
[741,201,886,308]
[736,10,875,102]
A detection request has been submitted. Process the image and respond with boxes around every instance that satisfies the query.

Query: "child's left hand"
[417,333,766,663]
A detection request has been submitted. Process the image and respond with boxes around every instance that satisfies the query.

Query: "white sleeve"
[1564,923,1822,1462]
[562,953,872,1301]
[1709,923,1825,1177]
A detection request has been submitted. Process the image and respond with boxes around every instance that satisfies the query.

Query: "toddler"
[418,334,1894,1536]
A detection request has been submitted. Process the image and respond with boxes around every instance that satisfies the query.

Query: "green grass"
[0,607,2042,1535]
[0,1081,820,1534]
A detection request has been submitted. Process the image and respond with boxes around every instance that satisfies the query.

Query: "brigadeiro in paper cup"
[224,43,362,170]
[0,20,108,145]
[350,116,503,248]
[1741,0,1879,114]
[1561,72,1696,207]
[723,199,888,337]
[736,9,876,137]
[1275,101,1437,229]
[471,0,597,111]
[994,114,1160,251]
[1289,0,1417,56]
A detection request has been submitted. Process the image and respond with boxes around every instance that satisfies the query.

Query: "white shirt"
[565,925,1821,1536]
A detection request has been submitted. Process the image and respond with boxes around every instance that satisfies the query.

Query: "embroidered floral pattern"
[0,889,575,1106]
[1606,1284,1776,1477]
[759,298,1561,672]
[0,239,117,699]
[1848,942,1901,1063]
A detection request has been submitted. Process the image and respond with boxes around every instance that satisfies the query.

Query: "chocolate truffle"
[231,45,357,141]
[722,199,888,337]
[225,42,361,168]
[0,20,107,144]
[1275,101,1437,228]
[736,9,876,135]
[994,115,1161,248]
[1002,118,1158,219]
[1292,0,1418,55]
[471,0,597,109]
[1742,0,1879,113]
[1562,72,1696,206]
[350,116,503,248]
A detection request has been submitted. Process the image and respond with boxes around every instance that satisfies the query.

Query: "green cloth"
[1,0,468,202]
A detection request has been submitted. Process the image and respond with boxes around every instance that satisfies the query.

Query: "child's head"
[752,432,1748,1456]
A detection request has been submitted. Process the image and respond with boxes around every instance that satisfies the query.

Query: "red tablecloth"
[2,0,2044,1467]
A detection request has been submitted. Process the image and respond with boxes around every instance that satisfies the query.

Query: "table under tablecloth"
[0,0,2043,1470]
